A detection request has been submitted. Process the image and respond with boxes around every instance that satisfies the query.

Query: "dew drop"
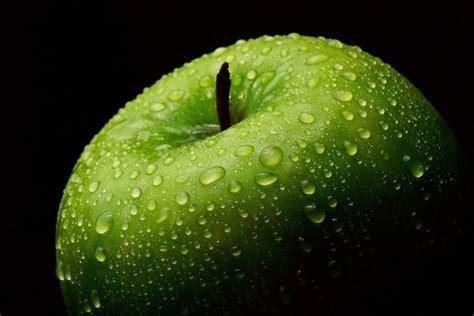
[314,143,326,154]
[305,54,329,65]
[199,75,212,87]
[146,164,157,175]
[131,187,141,198]
[90,290,101,308]
[296,139,308,149]
[95,212,114,235]
[238,209,248,218]
[301,181,316,195]
[167,90,184,101]
[234,145,255,157]
[255,172,278,186]
[342,111,354,121]
[228,180,242,193]
[150,103,166,112]
[409,161,425,178]
[153,175,163,186]
[175,191,190,205]
[298,112,315,124]
[306,78,319,88]
[259,146,284,166]
[83,300,92,313]
[88,181,100,193]
[344,141,358,156]
[199,166,226,186]
[357,128,371,139]
[303,204,326,224]
[55,261,65,281]
[333,90,353,102]
[246,70,257,80]
[343,71,357,81]
[231,246,241,257]
[327,39,343,48]
[95,247,106,262]
[156,207,170,224]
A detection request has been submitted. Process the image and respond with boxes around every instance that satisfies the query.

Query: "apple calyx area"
[215,62,231,131]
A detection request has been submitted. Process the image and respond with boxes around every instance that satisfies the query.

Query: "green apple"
[56,34,467,314]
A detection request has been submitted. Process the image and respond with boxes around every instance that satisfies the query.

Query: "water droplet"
[228,180,242,193]
[238,209,248,218]
[164,157,175,165]
[231,246,241,257]
[259,146,283,166]
[147,200,157,210]
[234,145,255,157]
[203,229,213,239]
[199,75,212,87]
[198,216,207,225]
[314,143,326,154]
[289,153,299,162]
[333,90,353,102]
[301,180,316,195]
[409,161,425,178]
[327,39,343,48]
[343,72,357,81]
[95,212,114,235]
[156,207,169,223]
[305,54,329,65]
[303,204,326,224]
[95,247,106,262]
[83,299,92,313]
[246,70,257,80]
[342,111,354,121]
[146,164,157,175]
[206,200,216,211]
[175,191,190,205]
[344,141,358,156]
[299,112,315,124]
[90,290,101,308]
[255,172,278,186]
[129,205,138,216]
[55,261,65,281]
[199,166,226,186]
[88,181,100,193]
[150,103,166,112]
[359,109,367,118]
[307,78,319,88]
[131,187,141,198]
[357,128,371,139]
[180,245,189,255]
[167,90,184,101]
[296,139,308,149]
[379,121,389,130]
[153,175,163,186]
[129,170,139,179]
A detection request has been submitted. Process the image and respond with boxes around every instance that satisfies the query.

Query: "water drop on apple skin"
[199,166,226,185]
[95,247,106,262]
[259,146,283,166]
[95,211,113,234]
[298,112,315,124]
[255,172,279,186]
[234,145,254,157]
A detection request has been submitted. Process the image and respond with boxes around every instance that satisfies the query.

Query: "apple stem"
[216,62,231,131]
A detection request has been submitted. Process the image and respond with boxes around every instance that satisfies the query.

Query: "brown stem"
[216,62,231,131]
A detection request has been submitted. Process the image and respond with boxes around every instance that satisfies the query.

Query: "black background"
[5,0,473,315]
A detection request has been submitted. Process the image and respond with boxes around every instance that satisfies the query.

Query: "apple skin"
[56,34,467,314]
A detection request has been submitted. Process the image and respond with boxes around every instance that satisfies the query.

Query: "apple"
[55,34,468,314]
